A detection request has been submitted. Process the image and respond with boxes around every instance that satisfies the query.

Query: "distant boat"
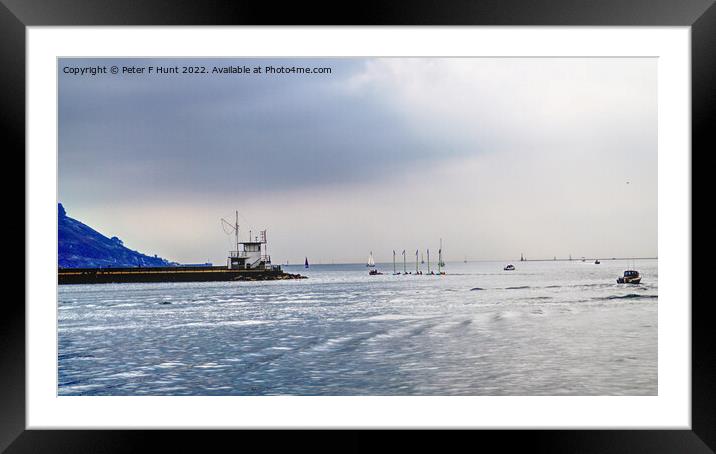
[304,257,309,269]
[369,269,382,276]
[594,259,601,264]
[504,264,515,271]
[367,251,375,267]
[520,253,525,262]
[437,239,446,274]
[617,270,641,284]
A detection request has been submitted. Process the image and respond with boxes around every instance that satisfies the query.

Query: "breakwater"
[58,266,306,285]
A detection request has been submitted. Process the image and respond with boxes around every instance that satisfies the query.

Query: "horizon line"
[281,257,658,265]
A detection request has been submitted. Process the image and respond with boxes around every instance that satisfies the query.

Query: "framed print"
[6,0,713,451]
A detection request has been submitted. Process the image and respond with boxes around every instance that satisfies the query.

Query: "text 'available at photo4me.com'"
[62,64,334,77]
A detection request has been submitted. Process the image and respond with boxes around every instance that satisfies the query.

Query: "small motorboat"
[504,264,515,271]
[594,259,600,264]
[617,270,641,284]
[369,269,383,276]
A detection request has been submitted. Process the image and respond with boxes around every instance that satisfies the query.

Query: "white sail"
[367,251,375,267]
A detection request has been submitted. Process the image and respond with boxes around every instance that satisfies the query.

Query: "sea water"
[58,259,657,395]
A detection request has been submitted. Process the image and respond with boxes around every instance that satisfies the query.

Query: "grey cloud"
[59,58,467,204]
[58,57,657,262]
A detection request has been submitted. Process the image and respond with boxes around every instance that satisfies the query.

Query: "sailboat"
[437,239,446,274]
[304,257,309,269]
[367,251,376,267]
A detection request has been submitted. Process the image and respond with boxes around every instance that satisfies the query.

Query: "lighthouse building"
[228,230,274,270]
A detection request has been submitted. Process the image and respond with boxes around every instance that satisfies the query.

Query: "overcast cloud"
[59,57,656,264]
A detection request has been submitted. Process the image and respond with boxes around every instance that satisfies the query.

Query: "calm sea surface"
[58,259,657,395]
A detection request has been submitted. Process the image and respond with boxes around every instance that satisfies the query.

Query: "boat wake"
[595,294,658,301]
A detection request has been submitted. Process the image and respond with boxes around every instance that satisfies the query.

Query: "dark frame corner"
[5,0,712,451]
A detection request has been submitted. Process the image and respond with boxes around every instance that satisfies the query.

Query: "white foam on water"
[219,320,268,326]
[152,386,188,392]
[108,370,148,378]
[354,314,434,322]
[168,320,267,329]
[59,324,139,333]
[156,362,185,369]
[311,335,355,352]
[58,384,103,394]
[194,363,229,369]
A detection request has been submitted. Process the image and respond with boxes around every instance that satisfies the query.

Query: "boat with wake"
[617,270,641,284]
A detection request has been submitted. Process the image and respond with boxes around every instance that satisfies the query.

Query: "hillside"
[58,203,174,268]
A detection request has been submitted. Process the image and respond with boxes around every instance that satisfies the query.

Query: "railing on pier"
[229,252,274,270]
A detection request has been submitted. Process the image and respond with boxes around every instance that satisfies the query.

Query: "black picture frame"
[5,0,712,451]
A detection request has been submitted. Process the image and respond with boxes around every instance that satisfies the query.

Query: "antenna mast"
[221,211,240,254]
[438,238,443,273]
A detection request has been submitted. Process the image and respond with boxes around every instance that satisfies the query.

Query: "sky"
[58,57,657,264]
